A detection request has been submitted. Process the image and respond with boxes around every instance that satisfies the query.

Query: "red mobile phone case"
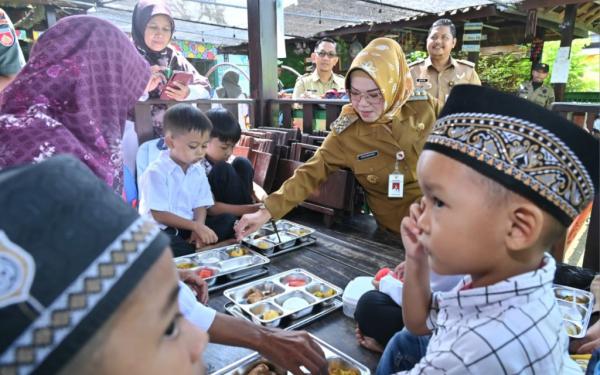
[159,71,193,100]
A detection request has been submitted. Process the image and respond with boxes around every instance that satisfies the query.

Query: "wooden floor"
[205,208,406,373]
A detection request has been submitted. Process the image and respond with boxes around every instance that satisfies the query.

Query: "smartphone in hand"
[160,71,193,100]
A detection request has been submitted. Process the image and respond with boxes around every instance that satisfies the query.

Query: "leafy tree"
[476,53,531,93]
[474,38,597,93]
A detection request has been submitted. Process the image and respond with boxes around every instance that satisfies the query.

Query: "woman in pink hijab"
[0,15,150,192]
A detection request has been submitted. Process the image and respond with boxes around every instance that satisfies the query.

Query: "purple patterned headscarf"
[0,16,150,192]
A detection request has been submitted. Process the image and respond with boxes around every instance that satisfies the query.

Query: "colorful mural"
[171,40,217,60]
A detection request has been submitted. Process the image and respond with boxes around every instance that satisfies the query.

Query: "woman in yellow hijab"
[235,37,438,236]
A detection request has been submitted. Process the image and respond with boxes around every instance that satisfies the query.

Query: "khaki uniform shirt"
[409,57,481,106]
[292,71,345,99]
[517,81,555,109]
[265,96,440,234]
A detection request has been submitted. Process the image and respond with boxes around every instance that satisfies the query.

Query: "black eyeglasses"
[316,51,337,58]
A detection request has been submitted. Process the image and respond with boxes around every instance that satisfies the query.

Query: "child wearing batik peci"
[0,156,208,374]
[384,85,598,374]
[138,104,218,255]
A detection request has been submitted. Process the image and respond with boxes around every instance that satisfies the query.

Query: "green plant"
[406,50,427,63]
[476,53,531,93]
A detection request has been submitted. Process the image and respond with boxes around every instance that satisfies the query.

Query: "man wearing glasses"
[292,37,345,99]
[409,19,480,106]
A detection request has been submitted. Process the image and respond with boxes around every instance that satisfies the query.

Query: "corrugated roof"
[9,1,598,47]
[86,0,523,45]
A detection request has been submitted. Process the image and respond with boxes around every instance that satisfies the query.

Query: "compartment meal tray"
[224,297,342,331]
[174,244,270,289]
[553,284,595,338]
[210,333,370,375]
[257,236,316,258]
[209,266,269,293]
[223,268,343,328]
[242,220,317,258]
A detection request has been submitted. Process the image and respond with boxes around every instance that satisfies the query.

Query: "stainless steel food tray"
[553,284,595,338]
[224,297,342,331]
[209,267,269,293]
[242,220,317,257]
[210,333,370,375]
[223,268,342,328]
[174,244,270,289]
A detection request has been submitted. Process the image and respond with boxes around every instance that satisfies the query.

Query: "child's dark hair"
[163,104,213,135]
[205,108,241,143]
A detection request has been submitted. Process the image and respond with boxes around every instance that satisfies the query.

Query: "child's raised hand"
[400,200,426,261]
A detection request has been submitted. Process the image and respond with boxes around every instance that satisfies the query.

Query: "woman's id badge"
[388,173,404,198]
[388,150,405,198]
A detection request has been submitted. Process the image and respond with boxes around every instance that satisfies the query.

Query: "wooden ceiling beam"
[581,6,600,23]
[536,8,594,34]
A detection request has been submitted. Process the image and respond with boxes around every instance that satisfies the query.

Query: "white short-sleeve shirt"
[139,150,214,228]
[178,281,216,332]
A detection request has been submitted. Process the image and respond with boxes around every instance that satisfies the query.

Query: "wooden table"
[205,227,405,373]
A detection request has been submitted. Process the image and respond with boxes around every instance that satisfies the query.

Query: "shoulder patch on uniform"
[456,59,475,67]
[408,59,424,67]
[331,114,358,134]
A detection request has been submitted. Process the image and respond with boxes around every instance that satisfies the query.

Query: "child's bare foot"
[355,327,384,353]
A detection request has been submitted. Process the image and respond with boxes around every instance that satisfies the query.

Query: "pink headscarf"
[0,16,150,192]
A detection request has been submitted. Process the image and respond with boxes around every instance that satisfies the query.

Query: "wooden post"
[466,51,480,66]
[552,3,578,102]
[247,0,278,128]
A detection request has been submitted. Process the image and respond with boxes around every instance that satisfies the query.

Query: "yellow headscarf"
[339,37,414,125]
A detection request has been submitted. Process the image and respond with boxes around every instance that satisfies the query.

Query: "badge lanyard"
[388,151,405,198]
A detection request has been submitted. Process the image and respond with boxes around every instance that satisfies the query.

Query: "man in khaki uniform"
[518,62,555,109]
[409,19,480,106]
[292,37,345,99]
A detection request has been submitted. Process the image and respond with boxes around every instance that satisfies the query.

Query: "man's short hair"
[163,103,213,135]
[205,107,241,143]
[429,18,456,38]
[315,37,337,52]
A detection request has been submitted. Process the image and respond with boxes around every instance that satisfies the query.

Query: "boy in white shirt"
[388,85,598,374]
[139,104,218,256]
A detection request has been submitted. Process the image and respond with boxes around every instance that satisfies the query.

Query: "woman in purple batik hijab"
[132,0,211,136]
[0,16,151,193]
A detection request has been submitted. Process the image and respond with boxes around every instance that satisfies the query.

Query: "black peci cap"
[0,155,169,374]
[425,85,599,226]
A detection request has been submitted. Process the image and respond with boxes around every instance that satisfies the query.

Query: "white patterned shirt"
[399,254,582,374]
[139,150,214,229]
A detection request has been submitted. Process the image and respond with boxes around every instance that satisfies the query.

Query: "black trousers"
[208,157,254,204]
[163,227,195,257]
[354,290,405,347]
[205,157,254,241]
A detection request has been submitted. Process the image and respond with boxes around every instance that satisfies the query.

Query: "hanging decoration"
[171,40,217,60]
